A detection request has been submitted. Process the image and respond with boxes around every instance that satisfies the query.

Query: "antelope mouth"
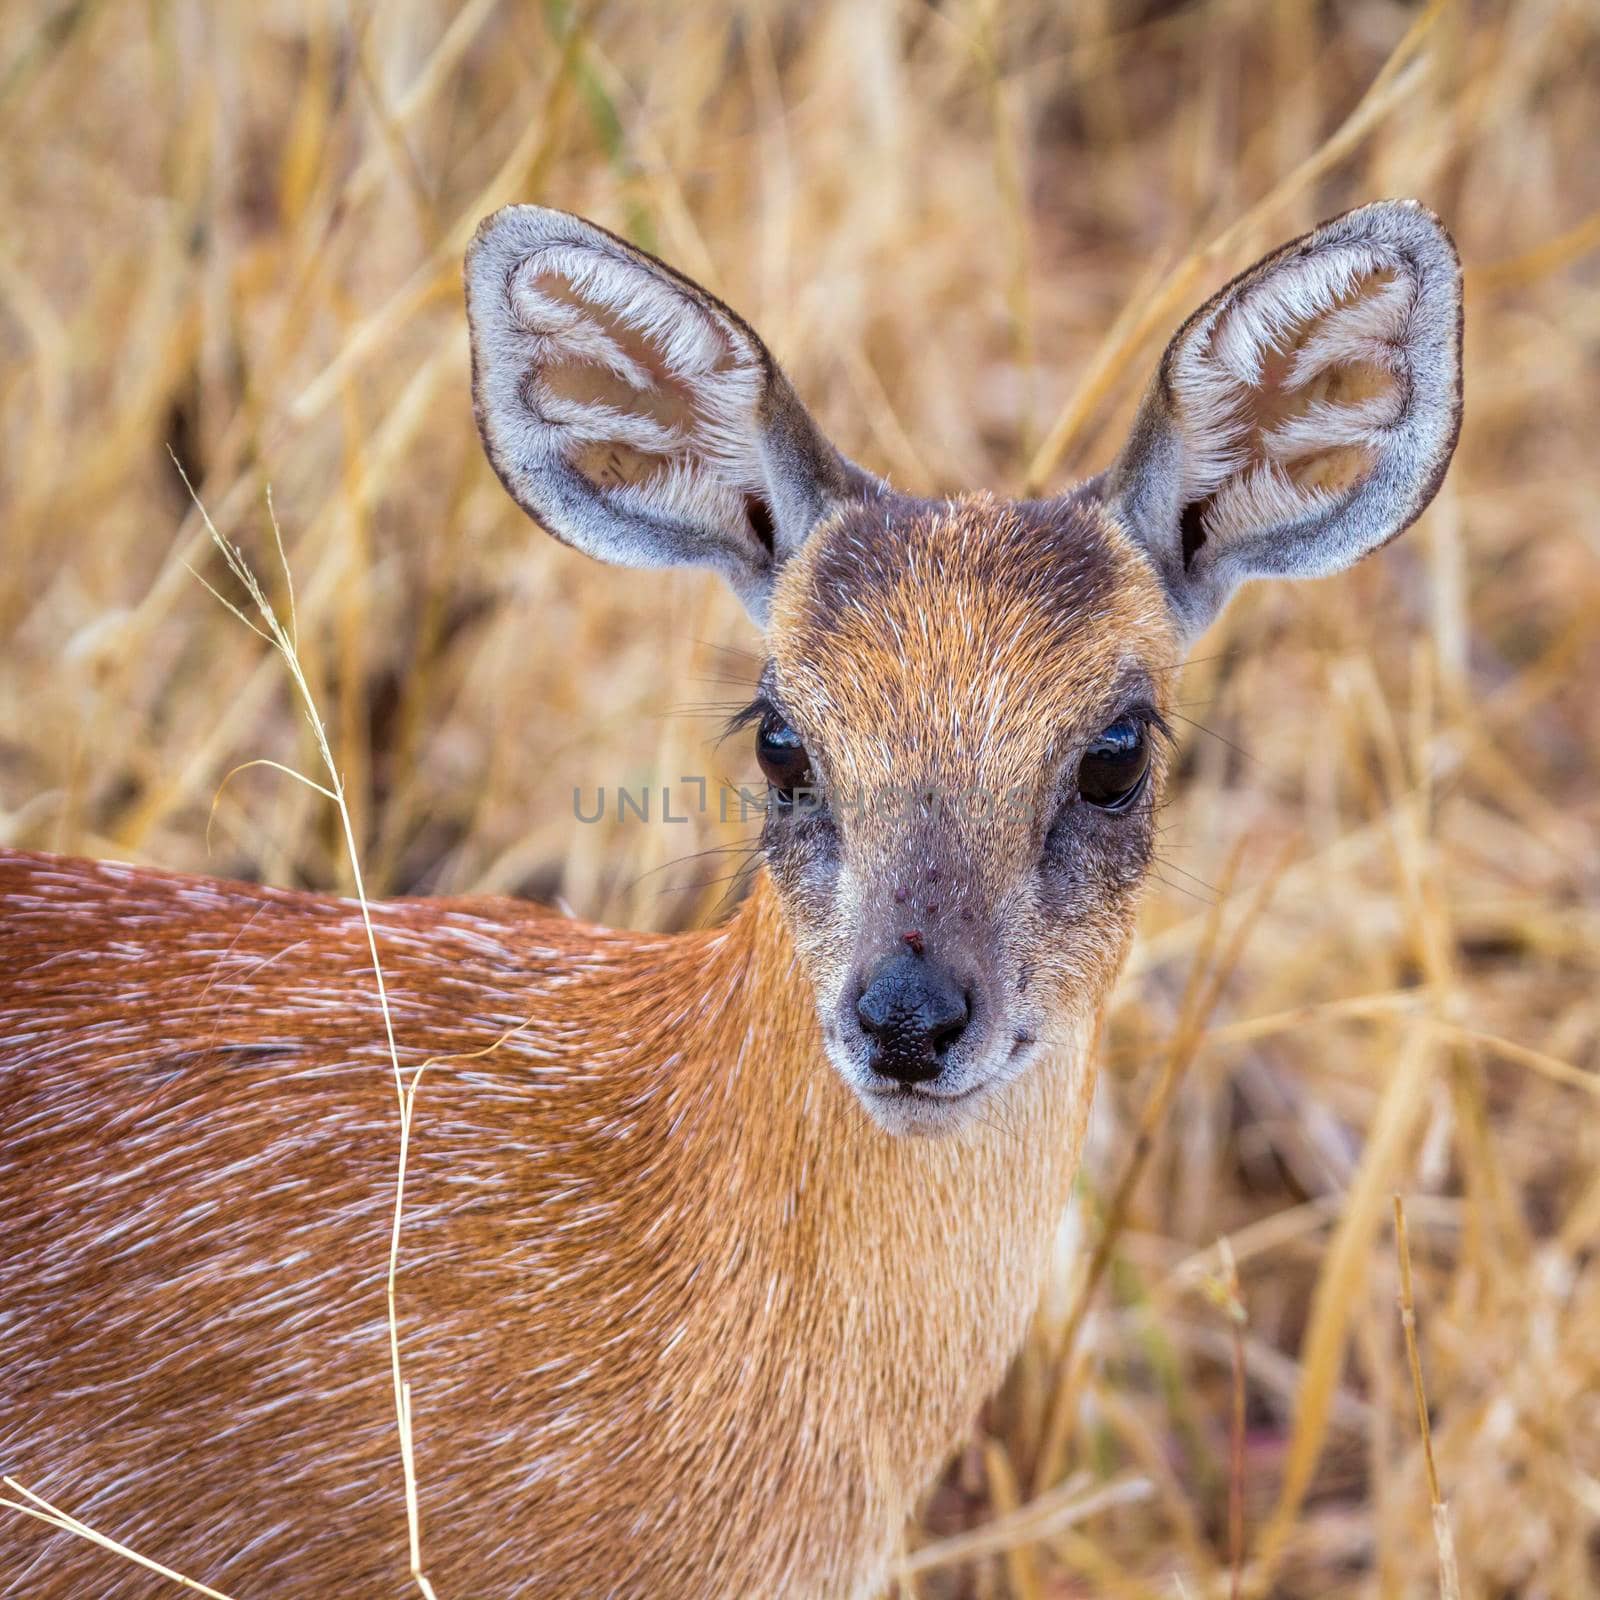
[870,1079,986,1106]
[856,1074,997,1137]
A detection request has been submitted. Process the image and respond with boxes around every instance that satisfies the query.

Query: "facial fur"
[753,487,1180,1135]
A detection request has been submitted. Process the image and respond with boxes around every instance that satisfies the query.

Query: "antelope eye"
[1077,715,1151,811]
[756,711,814,801]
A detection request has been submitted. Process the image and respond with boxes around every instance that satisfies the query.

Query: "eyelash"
[723,694,776,742]
[1117,704,1174,751]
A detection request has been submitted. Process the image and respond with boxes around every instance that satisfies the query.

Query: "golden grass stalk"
[898,1471,1153,1579]
[185,474,443,1600]
[0,1478,239,1600]
[1249,1026,1440,1587]
[1204,1237,1248,1600]
[1394,1196,1461,1600]
[0,471,442,1597]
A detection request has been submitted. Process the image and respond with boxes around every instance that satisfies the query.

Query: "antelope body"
[1,200,1460,1597]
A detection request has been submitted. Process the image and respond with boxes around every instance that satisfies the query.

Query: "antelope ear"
[465,206,876,624]
[1105,200,1463,638]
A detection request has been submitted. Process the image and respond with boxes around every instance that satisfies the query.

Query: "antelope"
[0,199,1461,1598]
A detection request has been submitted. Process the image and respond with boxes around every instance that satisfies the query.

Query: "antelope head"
[465,200,1461,1135]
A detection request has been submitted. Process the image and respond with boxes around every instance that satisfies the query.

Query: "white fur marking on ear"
[1205,461,1337,542]
[494,235,768,533]
[1284,273,1414,390]
[1168,237,1421,541]
[1205,244,1382,387]
[606,457,748,536]
[1260,390,1405,461]
[529,391,685,453]
[512,290,659,392]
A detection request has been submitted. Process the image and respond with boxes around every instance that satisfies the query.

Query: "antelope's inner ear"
[1104,199,1463,638]
[464,206,875,624]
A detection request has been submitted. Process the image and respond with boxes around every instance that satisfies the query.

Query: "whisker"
[1146,648,1240,677]
[1150,853,1222,898]
[683,637,764,666]
[1147,867,1218,907]
[1168,711,1259,767]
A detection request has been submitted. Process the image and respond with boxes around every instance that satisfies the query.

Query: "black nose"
[856,953,971,1084]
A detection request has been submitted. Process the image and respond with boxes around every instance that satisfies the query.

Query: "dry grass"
[2,0,1598,1595]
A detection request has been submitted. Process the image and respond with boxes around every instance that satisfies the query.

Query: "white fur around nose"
[1171,237,1417,542]
[475,213,767,541]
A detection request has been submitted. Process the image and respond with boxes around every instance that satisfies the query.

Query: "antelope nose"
[856,954,971,1084]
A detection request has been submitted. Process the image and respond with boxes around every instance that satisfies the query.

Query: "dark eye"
[1077,715,1151,811]
[756,711,814,801]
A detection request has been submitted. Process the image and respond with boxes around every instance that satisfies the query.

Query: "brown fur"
[2,859,1093,1597]
[0,491,1177,1597]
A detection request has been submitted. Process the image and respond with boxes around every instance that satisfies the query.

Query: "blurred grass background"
[2,0,1599,1594]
